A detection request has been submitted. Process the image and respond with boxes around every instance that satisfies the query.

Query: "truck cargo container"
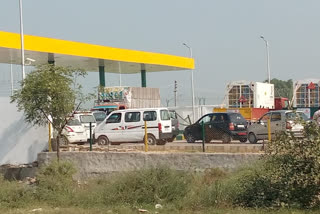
[225,80,274,109]
[92,87,161,114]
[293,79,320,108]
[292,79,320,117]
[292,79,320,118]
[216,81,292,122]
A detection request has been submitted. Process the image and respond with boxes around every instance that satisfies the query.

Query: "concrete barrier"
[38,152,262,179]
[0,97,48,165]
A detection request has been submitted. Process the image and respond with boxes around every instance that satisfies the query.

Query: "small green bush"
[232,121,320,208]
[0,176,33,208]
[35,160,77,206]
[100,167,192,206]
[180,168,232,210]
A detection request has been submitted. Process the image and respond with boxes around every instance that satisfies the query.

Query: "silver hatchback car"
[247,110,308,143]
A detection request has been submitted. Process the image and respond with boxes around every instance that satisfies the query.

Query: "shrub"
[180,168,232,210]
[233,121,320,208]
[100,167,192,206]
[35,160,77,206]
[0,176,33,208]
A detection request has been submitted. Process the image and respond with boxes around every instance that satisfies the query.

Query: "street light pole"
[19,0,25,80]
[260,36,270,83]
[183,43,195,123]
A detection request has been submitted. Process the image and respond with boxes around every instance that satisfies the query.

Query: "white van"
[94,108,172,145]
[73,111,97,140]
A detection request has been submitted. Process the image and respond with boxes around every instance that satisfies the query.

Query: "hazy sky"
[0,0,319,107]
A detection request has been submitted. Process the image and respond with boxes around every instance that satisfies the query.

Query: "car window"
[143,111,157,121]
[67,119,81,126]
[229,113,246,122]
[106,113,122,123]
[105,108,117,115]
[125,112,141,122]
[286,112,309,121]
[199,115,212,124]
[213,114,226,122]
[93,112,106,122]
[160,110,170,120]
[80,115,96,123]
[260,113,270,123]
[271,112,281,121]
[297,112,309,121]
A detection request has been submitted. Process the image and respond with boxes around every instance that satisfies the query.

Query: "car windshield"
[80,115,96,123]
[105,108,117,115]
[93,112,107,122]
[229,113,246,122]
[67,119,81,126]
[286,112,308,121]
[160,110,170,120]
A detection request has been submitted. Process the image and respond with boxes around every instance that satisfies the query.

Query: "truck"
[214,81,290,122]
[91,86,161,114]
[292,79,320,118]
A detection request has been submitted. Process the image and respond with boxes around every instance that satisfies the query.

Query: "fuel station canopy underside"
[0,31,194,74]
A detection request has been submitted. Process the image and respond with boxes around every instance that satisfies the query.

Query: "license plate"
[237,125,245,128]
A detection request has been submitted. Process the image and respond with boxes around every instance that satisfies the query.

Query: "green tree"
[265,78,293,99]
[11,64,87,159]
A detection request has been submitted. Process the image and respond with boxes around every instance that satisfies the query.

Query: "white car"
[73,112,97,139]
[61,118,87,145]
[247,110,308,143]
[94,108,173,145]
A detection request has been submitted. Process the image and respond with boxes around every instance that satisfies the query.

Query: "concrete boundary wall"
[0,97,48,165]
[38,152,262,179]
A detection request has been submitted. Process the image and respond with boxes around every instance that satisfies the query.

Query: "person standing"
[313,107,320,126]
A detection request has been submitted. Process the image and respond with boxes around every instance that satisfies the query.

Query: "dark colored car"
[183,112,248,143]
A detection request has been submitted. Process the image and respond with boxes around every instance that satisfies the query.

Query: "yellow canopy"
[0,31,194,74]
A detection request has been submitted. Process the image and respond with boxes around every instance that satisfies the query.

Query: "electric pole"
[174,80,177,107]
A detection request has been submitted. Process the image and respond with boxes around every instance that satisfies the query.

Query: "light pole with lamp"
[183,43,196,123]
[260,36,271,83]
[19,0,26,80]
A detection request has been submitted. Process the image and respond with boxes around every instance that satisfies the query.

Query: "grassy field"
[0,207,318,214]
[1,161,320,214]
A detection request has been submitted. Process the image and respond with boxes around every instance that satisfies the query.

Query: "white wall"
[0,97,48,165]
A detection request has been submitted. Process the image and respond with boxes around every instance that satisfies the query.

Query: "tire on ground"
[145,134,157,145]
[221,133,231,143]
[248,132,258,144]
[185,133,195,143]
[98,135,110,145]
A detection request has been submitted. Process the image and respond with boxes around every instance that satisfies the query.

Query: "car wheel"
[146,134,157,145]
[221,133,231,143]
[60,135,69,145]
[239,138,247,143]
[248,133,258,144]
[98,136,110,145]
[185,133,195,143]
